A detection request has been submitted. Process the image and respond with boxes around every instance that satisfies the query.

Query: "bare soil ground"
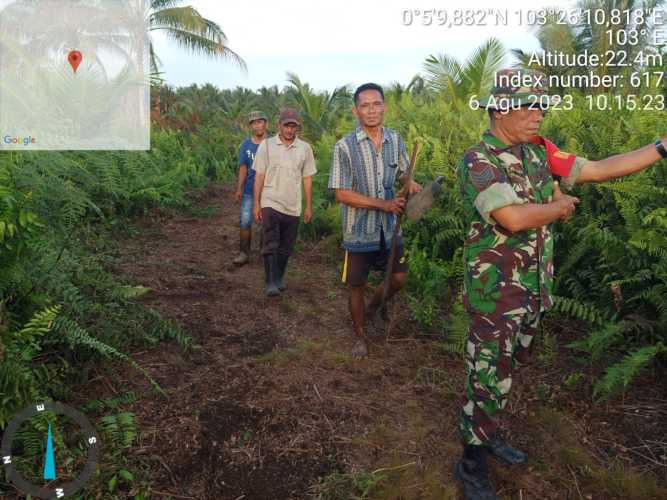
[106,183,665,499]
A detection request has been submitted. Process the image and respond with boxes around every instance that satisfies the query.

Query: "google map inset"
[0,0,149,150]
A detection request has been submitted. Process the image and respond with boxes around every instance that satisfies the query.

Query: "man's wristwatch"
[656,139,667,159]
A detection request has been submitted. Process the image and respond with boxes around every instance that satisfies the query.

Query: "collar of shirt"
[483,128,546,154]
[481,129,514,151]
[274,134,300,149]
[482,129,531,162]
[355,126,391,145]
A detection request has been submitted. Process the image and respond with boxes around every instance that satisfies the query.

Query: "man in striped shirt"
[328,83,421,358]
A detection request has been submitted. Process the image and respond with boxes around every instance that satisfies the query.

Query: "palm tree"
[386,81,408,102]
[149,0,246,74]
[219,87,259,129]
[386,75,429,101]
[406,74,429,98]
[422,38,505,109]
[164,84,222,130]
[255,86,285,121]
[0,1,245,81]
[285,72,351,141]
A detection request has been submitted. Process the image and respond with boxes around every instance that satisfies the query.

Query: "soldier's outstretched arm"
[576,133,667,184]
[462,149,580,232]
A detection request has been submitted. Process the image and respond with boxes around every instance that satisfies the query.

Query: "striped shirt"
[328,126,410,251]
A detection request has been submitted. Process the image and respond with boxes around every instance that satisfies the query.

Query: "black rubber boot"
[233,229,251,266]
[263,254,280,297]
[453,445,497,500]
[486,435,527,465]
[276,254,288,291]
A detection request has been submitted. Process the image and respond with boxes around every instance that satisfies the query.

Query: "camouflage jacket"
[456,130,587,315]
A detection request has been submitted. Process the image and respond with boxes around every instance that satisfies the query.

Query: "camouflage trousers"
[459,310,541,446]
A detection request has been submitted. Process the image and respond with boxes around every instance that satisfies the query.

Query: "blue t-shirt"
[239,138,260,195]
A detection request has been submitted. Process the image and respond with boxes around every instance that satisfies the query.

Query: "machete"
[379,139,423,331]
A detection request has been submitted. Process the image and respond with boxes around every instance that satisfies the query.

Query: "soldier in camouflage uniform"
[454,68,667,500]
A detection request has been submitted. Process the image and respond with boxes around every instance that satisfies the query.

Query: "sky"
[151,0,575,92]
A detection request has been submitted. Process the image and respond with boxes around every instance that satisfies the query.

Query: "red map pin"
[68,50,82,73]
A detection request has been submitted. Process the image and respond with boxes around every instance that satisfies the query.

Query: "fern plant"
[53,317,165,396]
[542,97,667,398]
[439,298,470,355]
[0,305,59,427]
[99,412,138,451]
[593,343,666,399]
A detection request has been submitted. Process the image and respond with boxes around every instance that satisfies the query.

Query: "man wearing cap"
[328,83,422,359]
[233,111,268,266]
[253,108,316,296]
[454,68,667,499]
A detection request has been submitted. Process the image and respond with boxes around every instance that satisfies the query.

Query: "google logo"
[3,135,37,146]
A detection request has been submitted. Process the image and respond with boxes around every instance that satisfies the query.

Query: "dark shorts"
[342,240,408,287]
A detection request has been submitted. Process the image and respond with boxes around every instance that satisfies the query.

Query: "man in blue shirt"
[329,83,421,358]
[233,111,268,266]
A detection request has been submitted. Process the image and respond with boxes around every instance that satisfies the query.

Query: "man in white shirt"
[253,108,316,296]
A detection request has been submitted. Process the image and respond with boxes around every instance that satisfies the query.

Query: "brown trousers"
[261,207,299,256]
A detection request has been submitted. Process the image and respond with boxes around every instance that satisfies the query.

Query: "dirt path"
[110,183,665,500]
